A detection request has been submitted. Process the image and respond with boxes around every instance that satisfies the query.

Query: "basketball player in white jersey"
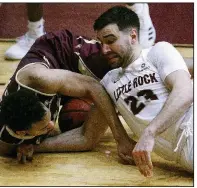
[93,6,193,177]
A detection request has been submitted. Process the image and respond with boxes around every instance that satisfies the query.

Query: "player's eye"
[107,40,114,44]
[105,38,116,44]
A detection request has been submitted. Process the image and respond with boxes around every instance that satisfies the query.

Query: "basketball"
[58,98,93,133]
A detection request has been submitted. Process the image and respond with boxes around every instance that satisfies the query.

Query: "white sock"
[27,18,45,39]
[131,3,153,31]
[130,3,144,16]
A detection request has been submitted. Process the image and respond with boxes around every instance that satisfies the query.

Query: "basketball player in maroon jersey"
[0,29,135,164]
[0,28,193,164]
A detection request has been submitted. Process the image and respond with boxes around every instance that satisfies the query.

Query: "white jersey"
[101,42,192,161]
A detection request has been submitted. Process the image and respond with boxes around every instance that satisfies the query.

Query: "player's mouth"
[104,53,119,63]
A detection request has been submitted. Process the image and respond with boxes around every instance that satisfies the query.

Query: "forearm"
[146,87,193,137]
[34,127,92,153]
[88,83,130,143]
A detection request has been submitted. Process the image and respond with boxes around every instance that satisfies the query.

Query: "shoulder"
[44,29,74,40]
[34,29,76,48]
[148,41,177,57]
[148,42,174,56]
[147,41,181,64]
[154,41,173,48]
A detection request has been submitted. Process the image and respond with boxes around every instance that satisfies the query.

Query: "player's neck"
[122,45,142,69]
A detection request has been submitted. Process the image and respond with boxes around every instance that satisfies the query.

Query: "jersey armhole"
[15,63,56,96]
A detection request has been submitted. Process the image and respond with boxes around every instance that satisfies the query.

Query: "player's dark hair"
[0,90,46,131]
[93,6,140,33]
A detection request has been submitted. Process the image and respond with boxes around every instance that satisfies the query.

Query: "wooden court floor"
[0,41,194,186]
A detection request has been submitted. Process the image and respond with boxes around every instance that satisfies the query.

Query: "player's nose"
[102,44,111,54]
[47,121,55,131]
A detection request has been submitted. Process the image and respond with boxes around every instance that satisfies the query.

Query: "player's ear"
[130,28,138,44]
[16,130,27,136]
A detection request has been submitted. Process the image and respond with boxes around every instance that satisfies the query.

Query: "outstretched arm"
[132,70,193,177]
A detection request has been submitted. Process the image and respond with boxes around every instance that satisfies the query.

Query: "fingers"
[138,164,153,177]
[133,151,153,168]
[26,150,34,161]
[17,152,22,162]
[21,155,27,164]
[17,152,27,164]
[119,153,134,165]
[132,150,153,177]
[144,151,153,170]
[27,155,33,162]
[16,144,34,164]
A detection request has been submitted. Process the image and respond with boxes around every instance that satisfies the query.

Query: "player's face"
[26,108,55,136]
[96,24,133,69]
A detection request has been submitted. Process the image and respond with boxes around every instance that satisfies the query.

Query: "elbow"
[82,145,95,152]
[17,65,39,84]
[84,142,97,151]
[176,82,193,106]
[81,137,98,151]
[181,89,193,107]
[185,86,193,104]
[187,93,193,105]
[87,79,104,99]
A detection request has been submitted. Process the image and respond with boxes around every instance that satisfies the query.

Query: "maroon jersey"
[0,29,110,145]
[14,29,110,79]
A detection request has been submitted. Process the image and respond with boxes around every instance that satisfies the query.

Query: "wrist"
[33,144,43,153]
[115,134,132,145]
[144,126,157,138]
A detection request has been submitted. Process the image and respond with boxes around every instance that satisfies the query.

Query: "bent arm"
[145,70,193,137]
[132,70,193,177]
[18,64,131,147]
[34,106,108,152]
[184,57,193,79]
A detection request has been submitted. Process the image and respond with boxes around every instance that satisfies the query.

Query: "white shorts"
[175,105,193,173]
[153,105,193,173]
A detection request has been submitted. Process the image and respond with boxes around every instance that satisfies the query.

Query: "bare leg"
[27,3,43,22]
[126,3,156,49]
[125,3,135,6]
[5,3,45,60]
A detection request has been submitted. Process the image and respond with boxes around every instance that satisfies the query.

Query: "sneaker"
[5,18,45,60]
[4,34,36,60]
[127,3,156,49]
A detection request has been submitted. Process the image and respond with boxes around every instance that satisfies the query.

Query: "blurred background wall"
[0,3,194,45]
